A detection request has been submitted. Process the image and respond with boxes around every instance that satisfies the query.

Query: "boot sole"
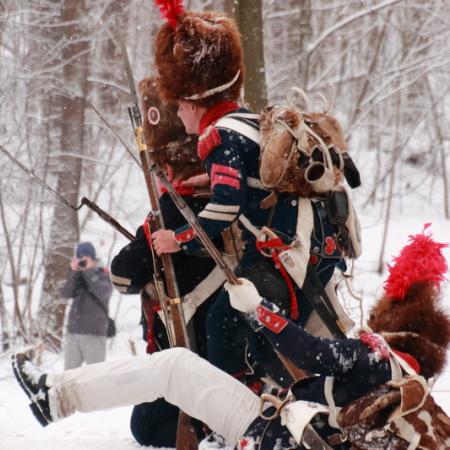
[11,354,51,426]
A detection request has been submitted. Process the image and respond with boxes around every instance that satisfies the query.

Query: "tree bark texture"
[39,0,89,349]
[234,0,267,112]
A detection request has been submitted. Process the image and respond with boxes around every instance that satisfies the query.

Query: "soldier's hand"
[152,229,181,255]
[225,278,262,313]
[181,173,210,188]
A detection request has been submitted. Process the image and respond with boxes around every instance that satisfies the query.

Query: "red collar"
[198,101,240,134]
[158,166,196,196]
[392,349,421,374]
[160,180,195,197]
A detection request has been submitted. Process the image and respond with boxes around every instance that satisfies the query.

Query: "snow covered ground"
[1,214,449,449]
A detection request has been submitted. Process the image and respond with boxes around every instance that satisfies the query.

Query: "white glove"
[224,278,263,313]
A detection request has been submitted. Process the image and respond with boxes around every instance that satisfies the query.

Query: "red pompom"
[384,224,448,300]
[154,0,185,29]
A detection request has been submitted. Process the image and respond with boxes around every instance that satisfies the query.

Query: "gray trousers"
[64,333,107,370]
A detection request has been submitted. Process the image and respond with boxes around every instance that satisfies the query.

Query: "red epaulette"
[198,126,221,160]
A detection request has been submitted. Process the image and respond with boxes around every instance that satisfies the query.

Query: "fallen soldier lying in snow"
[12,230,450,449]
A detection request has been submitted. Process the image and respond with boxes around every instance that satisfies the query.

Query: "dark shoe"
[11,353,52,427]
[199,431,227,449]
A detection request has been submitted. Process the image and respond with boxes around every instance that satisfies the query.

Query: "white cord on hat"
[183,70,241,101]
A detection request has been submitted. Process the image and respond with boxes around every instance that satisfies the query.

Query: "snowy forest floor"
[1,214,450,450]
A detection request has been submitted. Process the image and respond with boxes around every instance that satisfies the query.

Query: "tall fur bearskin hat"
[153,1,244,107]
[367,225,450,379]
[139,77,203,179]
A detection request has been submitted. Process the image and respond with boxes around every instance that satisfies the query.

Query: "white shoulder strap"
[324,376,341,429]
[388,347,417,379]
[215,116,260,145]
[224,112,260,120]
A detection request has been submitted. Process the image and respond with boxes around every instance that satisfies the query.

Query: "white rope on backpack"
[274,116,307,145]
[287,87,311,112]
[314,86,336,115]
[302,122,334,171]
[274,112,338,189]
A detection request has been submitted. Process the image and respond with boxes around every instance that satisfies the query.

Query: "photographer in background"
[60,242,113,370]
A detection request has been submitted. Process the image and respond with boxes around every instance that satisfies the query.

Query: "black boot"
[11,353,53,427]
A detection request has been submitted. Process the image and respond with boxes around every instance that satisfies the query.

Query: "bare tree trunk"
[377,93,403,274]
[425,77,449,219]
[0,283,9,351]
[39,0,90,350]
[297,0,312,90]
[234,0,267,111]
[0,189,27,340]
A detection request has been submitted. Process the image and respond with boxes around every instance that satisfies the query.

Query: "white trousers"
[48,347,260,446]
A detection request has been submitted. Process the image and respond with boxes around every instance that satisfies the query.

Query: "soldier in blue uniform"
[11,229,450,449]
[150,7,356,385]
[109,77,222,447]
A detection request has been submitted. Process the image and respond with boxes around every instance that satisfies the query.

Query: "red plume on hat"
[154,0,185,30]
[383,223,448,301]
[367,224,450,378]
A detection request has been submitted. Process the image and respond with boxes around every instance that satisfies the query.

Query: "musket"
[91,101,240,285]
[118,35,199,450]
[0,144,134,241]
[117,48,313,403]
[92,104,345,341]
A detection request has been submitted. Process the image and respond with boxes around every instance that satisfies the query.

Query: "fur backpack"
[337,374,450,450]
[259,88,361,197]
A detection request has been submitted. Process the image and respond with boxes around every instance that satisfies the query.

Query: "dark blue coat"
[110,192,218,448]
[173,110,270,254]
[173,109,344,288]
[185,110,346,381]
[110,193,217,296]
[239,303,393,449]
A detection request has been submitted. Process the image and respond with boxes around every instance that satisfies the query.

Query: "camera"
[78,259,87,269]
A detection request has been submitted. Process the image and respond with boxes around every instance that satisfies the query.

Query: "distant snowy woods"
[0,0,449,352]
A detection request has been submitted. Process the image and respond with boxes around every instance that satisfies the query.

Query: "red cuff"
[143,217,153,249]
[174,227,196,244]
[256,305,288,334]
